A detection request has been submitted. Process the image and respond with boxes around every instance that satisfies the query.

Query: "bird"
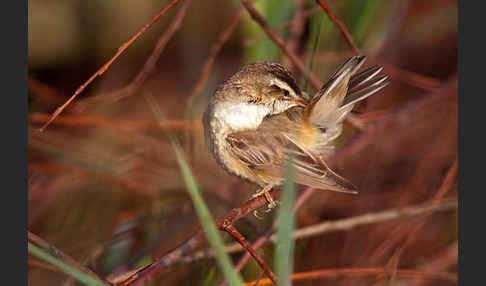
[202,55,389,209]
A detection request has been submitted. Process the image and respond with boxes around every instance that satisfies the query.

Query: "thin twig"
[220,224,277,284]
[377,157,458,285]
[354,109,394,124]
[282,0,307,73]
[186,9,243,106]
[39,0,183,131]
[315,52,442,91]
[30,113,202,132]
[113,190,281,286]
[184,199,457,262]
[243,268,457,285]
[410,241,458,286]
[315,0,360,54]
[382,61,441,91]
[220,227,275,286]
[111,233,203,285]
[219,188,317,286]
[244,6,323,47]
[291,199,456,241]
[28,231,111,286]
[114,0,192,102]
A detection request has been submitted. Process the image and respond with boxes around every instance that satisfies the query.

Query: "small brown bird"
[203,56,389,208]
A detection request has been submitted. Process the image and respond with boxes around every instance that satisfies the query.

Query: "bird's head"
[208,62,307,132]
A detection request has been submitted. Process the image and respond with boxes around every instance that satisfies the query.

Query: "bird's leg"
[251,185,278,211]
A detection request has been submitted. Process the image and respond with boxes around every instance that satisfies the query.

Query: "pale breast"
[213,102,270,131]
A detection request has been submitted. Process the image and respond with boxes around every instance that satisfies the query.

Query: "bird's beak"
[279,92,306,107]
[270,98,306,115]
[288,99,306,107]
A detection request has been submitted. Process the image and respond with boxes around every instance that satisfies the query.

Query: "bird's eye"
[270,84,290,98]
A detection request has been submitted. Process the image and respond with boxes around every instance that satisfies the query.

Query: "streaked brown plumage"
[203,56,389,205]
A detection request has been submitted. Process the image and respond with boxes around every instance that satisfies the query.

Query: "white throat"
[213,102,270,132]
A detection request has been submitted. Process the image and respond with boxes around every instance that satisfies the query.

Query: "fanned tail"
[305,55,390,128]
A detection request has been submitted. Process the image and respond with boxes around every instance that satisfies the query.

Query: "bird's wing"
[226,107,357,193]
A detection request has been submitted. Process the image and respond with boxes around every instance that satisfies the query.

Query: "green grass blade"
[28,242,107,286]
[275,161,296,286]
[145,94,243,286]
[347,0,380,46]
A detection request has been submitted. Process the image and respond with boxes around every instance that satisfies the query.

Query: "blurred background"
[28,0,457,285]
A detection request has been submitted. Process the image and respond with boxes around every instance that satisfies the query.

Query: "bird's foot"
[251,187,279,218]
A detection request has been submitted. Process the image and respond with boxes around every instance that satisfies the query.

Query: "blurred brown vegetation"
[28,0,457,285]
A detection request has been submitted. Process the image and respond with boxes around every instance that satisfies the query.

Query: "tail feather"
[348,65,383,91]
[341,74,389,110]
[305,55,389,128]
[304,56,366,125]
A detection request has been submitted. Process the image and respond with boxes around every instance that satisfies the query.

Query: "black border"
[3,0,27,282]
[459,1,482,285]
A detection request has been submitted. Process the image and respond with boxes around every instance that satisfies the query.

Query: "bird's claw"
[251,188,279,218]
